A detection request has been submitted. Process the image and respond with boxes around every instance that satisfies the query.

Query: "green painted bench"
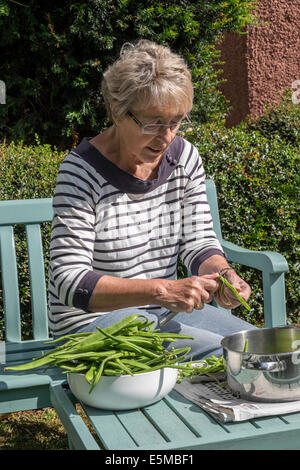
[0,179,293,449]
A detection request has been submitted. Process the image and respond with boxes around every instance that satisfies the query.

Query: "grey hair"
[101,40,194,121]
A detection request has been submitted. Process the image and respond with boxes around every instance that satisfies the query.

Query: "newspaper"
[174,375,300,423]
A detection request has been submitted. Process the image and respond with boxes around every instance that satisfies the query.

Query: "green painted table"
[50,381,300,450]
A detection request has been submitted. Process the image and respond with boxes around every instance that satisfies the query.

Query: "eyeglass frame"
[127,110,192,135]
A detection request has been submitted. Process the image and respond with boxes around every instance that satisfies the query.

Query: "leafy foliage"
[0,0,258,148]
[246,90,300,146]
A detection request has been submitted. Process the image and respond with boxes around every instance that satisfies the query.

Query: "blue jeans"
[54,305,257,361]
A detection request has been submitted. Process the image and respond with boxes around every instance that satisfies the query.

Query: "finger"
[189,277,218,296]
[191,273,219,283]
[200,278,220,293]
[194,289,213,309]
[202,286,212,301]
[201,273,220,280]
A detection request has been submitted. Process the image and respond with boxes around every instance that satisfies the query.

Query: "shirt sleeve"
[178,144,225,275]
[49,154,102,311]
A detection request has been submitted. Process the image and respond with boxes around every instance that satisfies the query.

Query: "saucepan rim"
[221,325,300,355]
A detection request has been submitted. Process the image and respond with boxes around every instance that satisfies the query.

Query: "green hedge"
[0,94,299,339]
[246,90,300,146]
[0,139,67,339]
[0,0,258,149]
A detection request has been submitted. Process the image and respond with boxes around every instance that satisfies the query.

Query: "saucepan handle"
[242,360,286,372]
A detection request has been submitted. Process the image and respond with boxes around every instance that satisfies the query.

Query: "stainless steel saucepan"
[221,326,300,402]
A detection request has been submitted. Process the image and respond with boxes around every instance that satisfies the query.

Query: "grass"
[0,408,69,450]
[0,405,101,450]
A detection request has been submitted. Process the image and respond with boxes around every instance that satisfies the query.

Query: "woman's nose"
[156,126,174,144]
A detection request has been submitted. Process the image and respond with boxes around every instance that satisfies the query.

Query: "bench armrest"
[221,240,289,328]
[221,240,289,273]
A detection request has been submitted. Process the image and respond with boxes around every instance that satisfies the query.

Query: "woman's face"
[116,105,186,164]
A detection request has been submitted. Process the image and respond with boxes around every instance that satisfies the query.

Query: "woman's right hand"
[155,273,220,313]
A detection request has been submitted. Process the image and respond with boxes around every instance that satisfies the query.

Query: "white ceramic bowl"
[67,367,178,410]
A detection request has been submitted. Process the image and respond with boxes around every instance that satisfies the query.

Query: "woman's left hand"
[214,270,251,310]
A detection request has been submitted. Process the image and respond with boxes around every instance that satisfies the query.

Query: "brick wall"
[218,0,300,127]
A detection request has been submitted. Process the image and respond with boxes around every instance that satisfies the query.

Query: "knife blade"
[158,311,179,328]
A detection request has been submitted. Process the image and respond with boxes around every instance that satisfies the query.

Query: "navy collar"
[72,135,184,194]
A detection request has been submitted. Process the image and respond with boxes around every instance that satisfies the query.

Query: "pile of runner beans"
[5,314,225,393]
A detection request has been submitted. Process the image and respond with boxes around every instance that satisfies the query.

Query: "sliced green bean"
[97,327,160,359]
[111,359,134,376]
[60,363,90,374]
[44,332,91,345]
[62,314,143,354]
[136,331,194,340]
[52,349,119,361]
[5,353,57,371]
[121,359,152,371]
[114,336,164,351]
[85,361,98,384]
[101,368,122,376]
[89,353,123,393]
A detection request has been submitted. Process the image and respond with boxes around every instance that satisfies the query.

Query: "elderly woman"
[49,40,256,359]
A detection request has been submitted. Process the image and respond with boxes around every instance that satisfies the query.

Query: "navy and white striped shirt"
[48,136,225,335]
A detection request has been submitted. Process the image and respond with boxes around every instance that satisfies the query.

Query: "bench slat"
[81,405,138,450]
[0,225,21,342]
[0,198,53,225]
[114,408,168,447]
[142,398,199,442]
[164,389,230,439]
[26,224,49,339]
[50,384,100,450]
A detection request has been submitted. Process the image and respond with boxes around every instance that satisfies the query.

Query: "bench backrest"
[0,179,222,342]
[0,198,53,342]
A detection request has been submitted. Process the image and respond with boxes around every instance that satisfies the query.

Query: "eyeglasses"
[127,111,192,135]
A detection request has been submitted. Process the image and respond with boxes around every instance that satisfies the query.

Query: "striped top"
[48,136,225,335]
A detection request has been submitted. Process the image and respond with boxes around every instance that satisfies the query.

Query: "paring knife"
[158,311,179,328]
